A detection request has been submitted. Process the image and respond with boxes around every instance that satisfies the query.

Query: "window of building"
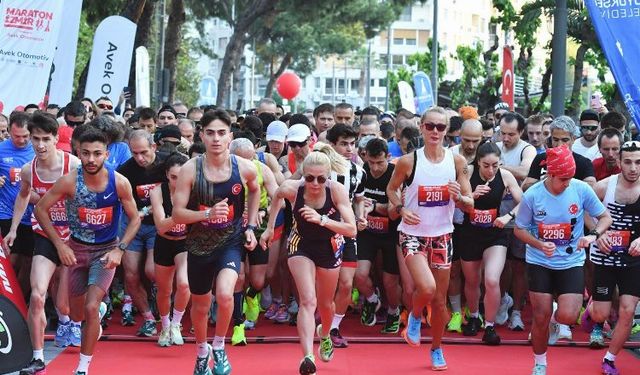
[399,6,412,21]
[392,55,403,65]
[315,77,321,88]
[379,78,387,87]
[325,79,333,90]
[219,37,228,50]
[351,79,360,89]
[406,38,416,46]
[370,79,376,87]
[393,38,403,45]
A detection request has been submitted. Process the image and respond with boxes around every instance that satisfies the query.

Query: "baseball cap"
[579,109,600,123]
[287,123,311,143]
[494,102,509,111]
[266,121,288,142]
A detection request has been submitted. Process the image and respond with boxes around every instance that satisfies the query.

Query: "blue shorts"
[119,219,156,252]
[187,246,243,295]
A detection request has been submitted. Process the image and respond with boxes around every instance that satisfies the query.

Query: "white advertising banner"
[48,0,83,107]
[84,16,136,102]
[135,46,150,107]
[0,0,65,113]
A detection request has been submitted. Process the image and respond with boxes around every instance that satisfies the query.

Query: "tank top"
[31,152,71,240]
[161,182,187,238]
[590,174,640,268]
[362,163,398,235]
[498,139,533,228]
[247,159,268,210]
[463,166,506,230]
[66,165,121,244]
[185,155,245,255]
[398,147,455,237]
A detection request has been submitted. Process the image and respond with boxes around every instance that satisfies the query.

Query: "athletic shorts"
[399,231,453,270]
[0,219,34,256]
[459,228,510,262]
[68,238,117,297]
[288,232,342,270]
[154,235,186,267]
[593,264,640,301]
[505,229,526,261]
[341,237,358,268]
[187,247,243,295]
[451,224,463,262]
[119,219,156,252]
[357,231,399,275]
[33,233,61,266]
[244,243,269,266]
[527,264,584,295]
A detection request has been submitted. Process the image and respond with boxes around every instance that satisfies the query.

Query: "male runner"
[172,109,260,375]
[34,126,141,375]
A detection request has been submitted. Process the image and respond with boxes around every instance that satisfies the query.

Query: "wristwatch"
[587,229,601,238]
[117,242,128,252]
[204,208,212,220]
[245,224,257,232]
[320,215,329,227]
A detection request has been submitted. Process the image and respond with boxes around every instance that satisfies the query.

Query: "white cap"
[266,121,288,142]
[287,123,311,143]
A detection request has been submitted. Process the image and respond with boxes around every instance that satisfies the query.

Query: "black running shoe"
[19,358,45,375]
[361,299,381,326]
[482,325,501,345]
[463,317,482,336]
[299,355,317,375]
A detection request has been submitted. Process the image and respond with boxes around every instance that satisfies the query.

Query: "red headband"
[542,145,575,178]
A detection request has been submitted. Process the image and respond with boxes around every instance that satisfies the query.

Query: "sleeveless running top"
[463,166,506,229]
[398,147,456,237]
[66,165,121,244]
[31,152,71,240]
[245,159,268,210]
[590,174,640,267]
[161,182,187,238]
[288,152,297,174]
[497,139,532,228]
[185,155,245,255]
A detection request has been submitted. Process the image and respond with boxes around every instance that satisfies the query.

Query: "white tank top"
[497,139,532,227]
[450,145,464,225]
[398,147,456,237]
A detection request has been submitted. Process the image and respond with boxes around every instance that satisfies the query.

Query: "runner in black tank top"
[459,142,523,345]
[150,153,190,348]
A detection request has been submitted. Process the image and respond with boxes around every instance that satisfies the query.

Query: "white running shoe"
[170,323,184,345]
[557,324,572,341]
[508,311,525,331]
[496,294,513,325]
[158,327,171,347]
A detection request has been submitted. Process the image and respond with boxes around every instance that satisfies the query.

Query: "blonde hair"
[312,142,349,175]
[420,106,449,125]
[302,151,332,176]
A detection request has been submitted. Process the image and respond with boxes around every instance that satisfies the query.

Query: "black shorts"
[505,229,526,261]
[187,246,243,295]
[243,243,269,266]
[459,227,510,262]
[593,264,640,301]
[288,231,342,269]
[0,219,34,256]
[154,235,186,267]
[527,264,584,295]
[33,233,61,266]
[357,231,399,275]
[341,237,357,268]
[451,224,463,261]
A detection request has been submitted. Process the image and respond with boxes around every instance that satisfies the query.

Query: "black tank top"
[292,183,341,241]
[463,166,506,228]
[362,163,398,235]
[161,182,187,238]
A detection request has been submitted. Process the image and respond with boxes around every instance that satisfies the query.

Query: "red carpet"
[46,341,639,374]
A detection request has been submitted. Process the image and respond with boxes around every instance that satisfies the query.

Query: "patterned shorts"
[399,232,453,270]
[68,239,117,296]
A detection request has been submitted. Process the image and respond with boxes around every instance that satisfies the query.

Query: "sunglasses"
[288,140,308,148]
[581,125,598,132]
[621,140,640,152]
[304,174,327,184]
[66,120,85,127]
[97,103,113,110]
[422,122,447,132]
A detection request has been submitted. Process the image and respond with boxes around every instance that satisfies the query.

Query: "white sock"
[534,353,547,366]
[449,294,462,313]
[273,297,283,304]
[604,351,616,362]
[388,306,400,316]
[366,293,379,304]
[72,320,82,327]
[161,315,170,330]
[550,312,558,325]
[56,308,70,324]
[142,310,155,322]
[77,353,92,372]
[197,342,209,358]
[262,285,271,299]
[122,302,132,313]
[33,349,44,361]
[485,321,494,327]
[171,309,184,325]
[470,311,479,318]
[331,314,345,330]
[212,335,225,350]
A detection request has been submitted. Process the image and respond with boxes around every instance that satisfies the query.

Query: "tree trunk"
[534,57,553,114]
[216,0,278,107]
[164,0,186,103]
[517,47,533,116]
[477,34,499,114]
[568,44,589,118]
[128,0,156,105]
[264,53,292,98]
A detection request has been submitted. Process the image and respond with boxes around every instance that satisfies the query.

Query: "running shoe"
[376,308,388,325]
[601,359,619,375]
[244,319,256,330]
[402,312,421,347]
[171,323,184,345]
[264,302,278,320]
[508,310,525,331]
[104,297,113,320]
[231,323,247,346]
[381,313,400,334]
[589,324,605,348]
[288,299,299,314]
[121,309,135,326]
[351,288,360,306]
[213,348,232,375]
[137,320,157,337]
[244,294,260,322]
[631,322,640,335]
[329,328,348,348]
[557,324,572,341]
[19,358,45,375]
[194,344,213,375]
[361,299,381,326]
[399,308,408,328]
[74,372,87,375]
[316,325,334,362]
[446,311,463,333]
[430,348,447,371]
[98,301,107,339]
[274,304,290,323]
[531,364,547,375]
[548,322,560,345]
[463,316,483,336]
[496,294,513,325]
[69,322,82,347]
[299,355,317,375]
[482,325,501,345]
[260,286,272,311]
[55,320,71,347]
[158,327,171,347]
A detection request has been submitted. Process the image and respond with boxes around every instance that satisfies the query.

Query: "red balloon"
[276,71,301,100]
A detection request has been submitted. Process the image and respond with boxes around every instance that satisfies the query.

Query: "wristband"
[587,229,600,239]
[245,224,257,232]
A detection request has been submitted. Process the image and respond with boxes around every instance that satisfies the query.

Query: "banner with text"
[84,16,136,102]
[501,46,514,110]
[586,1,640,127]
[135,46,150,107]
[0,1,64,113]
[413,72,434,115]
[48,0,83,106]
[398,81,416,114]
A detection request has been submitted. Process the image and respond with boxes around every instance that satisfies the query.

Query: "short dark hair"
[28,113,59,136]
[138,107,157,121]
[335,102,353,111]
[9,111,30,129]
[163,152,189,172]
[200,109,232,128]
[600,111,626,131]
[449,116,464,133]
[90,115,122,144]
[597,127,623,148]
[361,106,380,119]
[476,141,501,161]
[396,108,416,120]
[78,126,109,145]
[313,103,334,118]
[258,112,277,132]
[380,122,394,140]
[499,112,526,132]
[233,130,258,145]
[289,113,310,127]
[243,115,263,140]
[400,126,421,140]
[365,138,388,157]
[480,119,494,131]
[327,123,357,144]
[72,123,92,143]
[65,101,87,118]
[24,104,39,111]
[188,142,206,157]
[187,107,204,118]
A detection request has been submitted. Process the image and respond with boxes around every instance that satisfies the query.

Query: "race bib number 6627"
[78,207,114,230]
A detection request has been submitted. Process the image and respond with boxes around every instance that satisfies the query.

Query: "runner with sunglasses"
[279,124,312,178]
[95,96,114,116]
[260,151,356,375]
[387,106,473,370]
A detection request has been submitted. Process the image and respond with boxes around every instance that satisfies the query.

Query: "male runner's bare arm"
[240,158,260,250]
[386,153,412,222]
[502,145,536,181]
[260,180,297,249]
[172,159,208,224]
[452,153,474,213]
[3,165,33,249]
[265,153,286,185]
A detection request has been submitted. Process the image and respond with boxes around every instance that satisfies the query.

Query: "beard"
[82,161,105,175]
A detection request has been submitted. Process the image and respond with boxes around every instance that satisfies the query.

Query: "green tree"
[449,43,485,109]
